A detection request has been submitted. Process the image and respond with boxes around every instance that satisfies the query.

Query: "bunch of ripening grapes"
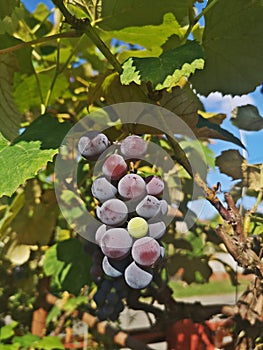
[78,132,168,321]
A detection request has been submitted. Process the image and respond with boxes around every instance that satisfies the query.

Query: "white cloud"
[199,92,255,116]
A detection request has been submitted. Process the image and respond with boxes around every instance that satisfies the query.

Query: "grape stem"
[194,173,263,278]
[52,0,123,74]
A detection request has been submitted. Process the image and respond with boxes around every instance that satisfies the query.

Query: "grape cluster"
[93,277,127,321]
[79,132,168,319]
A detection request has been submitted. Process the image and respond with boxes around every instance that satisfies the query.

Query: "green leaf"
[121,41,204,90]
[0,54,21,141]
[0,344,20,350]
[46,305,61,325]
[14,69,69,113]
[0,137,55,198]
[43,244,64,277]
[104,13,185,51]
[0,34,33,74]
[12,334,40,348]
[0,325,14,340]
[43,239,92,295]
[0,34,33,141]
[10,182,59,246]
[0,0,19,19]
[215,150,245,180]
[160,85,246,147]
[0,321,18,341]
[191,0,263,95]
[197,115,245,149]
[63,296,88,312]
[231,104,263,131]
[96,0,193,30]
[34,336,64,350]
[15,114,72,149]
[0,115,71,197]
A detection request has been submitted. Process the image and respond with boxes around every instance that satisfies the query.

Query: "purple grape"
[92,249,104,263]
[148,221,166,240]
[120,135,148,159]
[90,264,103,283]
[136,195,160,219]
[102,154,127,181]
[131,237,160,267]
[100,228,132,259]
[118,174,146,200]
[145,176,164,198]
[92,177,117,203]
[158,199,168,216]
[124,261,153,289]
[95,224,107,246]
[78,132,109,160]
[97,198,128,226]
[102,256,123,278]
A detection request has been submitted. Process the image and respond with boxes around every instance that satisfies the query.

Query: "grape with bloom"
[80,133,169,321]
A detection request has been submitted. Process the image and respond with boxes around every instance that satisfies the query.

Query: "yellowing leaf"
[121,41,204,90]
[104,13,185,51]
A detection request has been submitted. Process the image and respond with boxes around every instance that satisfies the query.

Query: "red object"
[166,319,215,350]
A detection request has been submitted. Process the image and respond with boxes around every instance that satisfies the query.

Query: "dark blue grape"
[94,288,107,307]
[106,292,120,305]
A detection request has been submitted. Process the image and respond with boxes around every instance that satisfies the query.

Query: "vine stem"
[194,0,220,24]
[0,31,79,55]
[183,0,220,42]
[52,0,122,74]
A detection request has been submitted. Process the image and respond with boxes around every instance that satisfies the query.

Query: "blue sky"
[22,0,263,219]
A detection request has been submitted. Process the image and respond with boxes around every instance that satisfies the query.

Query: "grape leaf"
[11,184,59,246]
[0,0,19,19]
[231,104,263,131]
[0,34,33,141]
[43,239,92,295]
[103,13,184,52]
[0,138,56,198]
[215,150,245,180]
[196,115,245,149]
[160,85,244,147]
[34,336,64,350]
[0,115,71,197]
[13,334,40,348]
[120,41,204,90]
[0,54,21,141]
[190,0,263,95]
[96,0,193,30]
[14,70,69,113]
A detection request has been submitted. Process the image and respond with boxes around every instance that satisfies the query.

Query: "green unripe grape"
[127,217,148,239]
